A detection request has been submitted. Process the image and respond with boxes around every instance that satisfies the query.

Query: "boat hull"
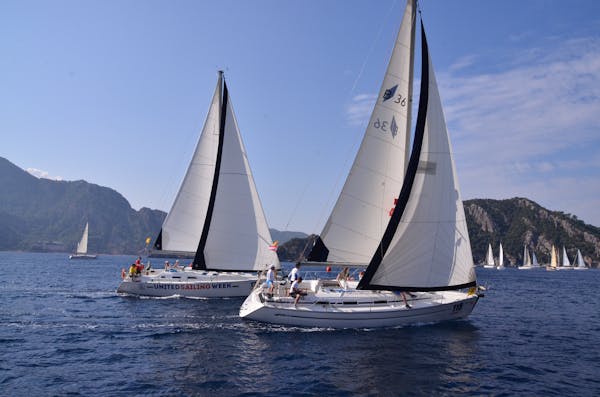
[69,254,97,260]
[240,282,480,329]
[117,269,257,298]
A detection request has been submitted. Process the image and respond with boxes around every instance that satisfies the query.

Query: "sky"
[2,0,600,234]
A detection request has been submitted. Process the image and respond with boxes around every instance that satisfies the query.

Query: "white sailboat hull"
[117,268,257,298]
[240,281,479,329]
[69,254,97,260]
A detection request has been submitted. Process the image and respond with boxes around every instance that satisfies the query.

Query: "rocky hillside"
[276,198,600,267]
[0,157,165,254]
[465,197,599,267]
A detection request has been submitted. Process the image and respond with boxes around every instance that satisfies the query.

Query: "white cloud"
[345,94,376,126]
[27,168,63,181]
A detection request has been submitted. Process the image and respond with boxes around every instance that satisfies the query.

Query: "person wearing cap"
[164,260,170,270]
[266,264,277,295]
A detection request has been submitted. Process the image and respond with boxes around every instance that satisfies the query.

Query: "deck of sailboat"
[240,279,479,328]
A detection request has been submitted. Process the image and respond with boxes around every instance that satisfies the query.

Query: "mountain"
[269,229,308,245]
[275,197,600,267]
[464,197,599,267]
[0,157,165,254]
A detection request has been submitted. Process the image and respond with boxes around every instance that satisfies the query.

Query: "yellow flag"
[145,237,151,245]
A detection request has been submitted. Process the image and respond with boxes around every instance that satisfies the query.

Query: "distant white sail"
[485,244,494,267]
[498,243,504,268]
[76,222,89,255]
[575,249,586,269]
[532,251,539,267]
[561,247,572,267]
[309,0,415,265]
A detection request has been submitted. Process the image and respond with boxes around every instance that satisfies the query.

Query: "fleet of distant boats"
[481,243,589,270]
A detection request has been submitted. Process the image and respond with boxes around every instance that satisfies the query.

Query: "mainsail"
[522,246,531,266]
[153,72,279,271]
[76,222,89,255]
[307,0,415,264]
[575,249,586,268]
[358,20,476,292]
[561,247,571,267]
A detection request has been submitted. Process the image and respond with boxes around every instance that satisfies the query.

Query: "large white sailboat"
[483,244,495,268]
[518,245,533,270]
[117,72,279,297]
[573,249,588,270]
[69,222,97,260]
[240,0,481,328]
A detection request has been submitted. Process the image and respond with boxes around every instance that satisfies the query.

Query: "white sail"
[76,222,89,254]
[360,25,475,290]
[550,245,558,268]
[310,0,415,264]
[575,249,586,268]
[561,247,571,267]
[522,246,531,266]
[156,76,222,254]
[498,243,504,268]
[532,251,539,266]
[485,244,494,266]
[154,72,278,271]
[204,93,279,271]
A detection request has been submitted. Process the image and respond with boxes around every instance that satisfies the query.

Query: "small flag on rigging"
[269,241,279,251]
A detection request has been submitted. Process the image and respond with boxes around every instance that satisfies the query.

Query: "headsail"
[358,20,476,292]
[307,0,415,264]
[561,246,571,267]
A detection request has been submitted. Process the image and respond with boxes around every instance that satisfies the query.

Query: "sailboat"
[117,71,279,297]
[573,249,588,270]
[557,246,573,270]
[483,243,495,268]
[518,245,533,270]
[69,222,97,260]
[546,245,558,271]
[496,243,505,270]
[240,0,481,328]
[531,251,540,268]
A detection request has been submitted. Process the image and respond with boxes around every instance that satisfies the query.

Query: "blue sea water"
[1,252,599,396]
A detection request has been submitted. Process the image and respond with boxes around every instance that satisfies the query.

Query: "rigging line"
[283,180,310,232]
[349,0,399,95]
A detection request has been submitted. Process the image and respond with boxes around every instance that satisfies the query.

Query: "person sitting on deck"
[129,263,137,278]
[336,267,350,288]
[289,276,307,305]
[393,290,412,309]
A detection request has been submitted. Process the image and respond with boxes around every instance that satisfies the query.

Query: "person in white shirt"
[266,265,276,295]
[289,276,306,304]
[288,262,301,283]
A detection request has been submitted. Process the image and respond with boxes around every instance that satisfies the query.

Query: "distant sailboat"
[497,243,505,270]
[546,245,558,271]
[519,246,533,270]
[532,251,540,268]
[558,246,573,270]
[573,249,588,270]
[117,71,279,297]
[69,222,97,260]
[483,243,495,268]
[240,0,481,328]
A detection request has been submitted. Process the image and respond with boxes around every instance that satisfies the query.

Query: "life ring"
[121,268,126,279]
